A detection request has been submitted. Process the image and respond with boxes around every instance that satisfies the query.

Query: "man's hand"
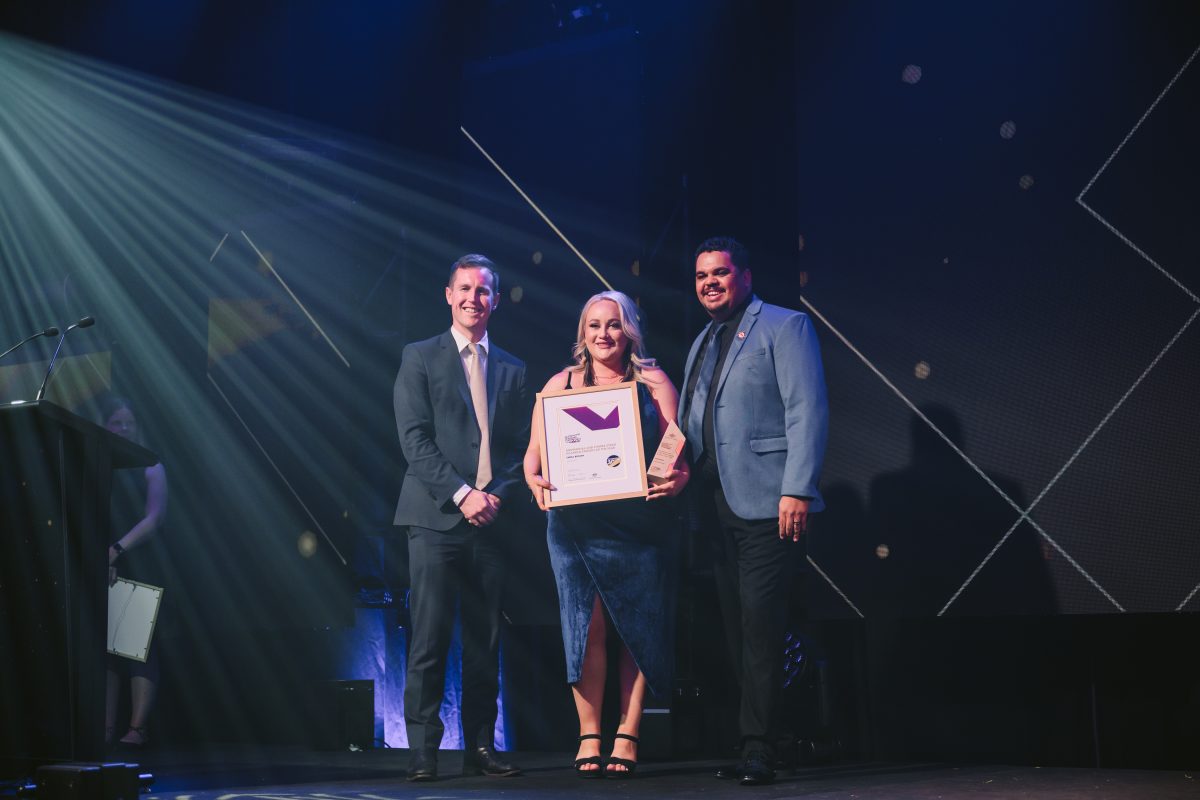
[461,489,502,526]
[778,496,810,541]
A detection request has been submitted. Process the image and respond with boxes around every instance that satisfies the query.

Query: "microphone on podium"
[0,326,60,362]
[34,316,95,402]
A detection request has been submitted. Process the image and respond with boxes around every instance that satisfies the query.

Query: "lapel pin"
[737,331,746,340]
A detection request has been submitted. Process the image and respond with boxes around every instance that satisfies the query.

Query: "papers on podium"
[107,578,163,662]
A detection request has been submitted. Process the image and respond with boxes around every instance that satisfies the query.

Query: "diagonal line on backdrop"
[798,297,1024,514]
[798,295,1125,614]
[807,555,864,618]
[941,300,1200,614]
[1076,42,1200,303]
[207,371,347,566]
[460,126,615,292]
[240,230,350,368]
[209,232,229,263]
[1078,42,1200,200]
[1076,200,1199,303]
[1177,580,1200,612]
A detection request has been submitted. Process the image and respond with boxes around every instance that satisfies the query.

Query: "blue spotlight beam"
[240,230,351,369]
[207,371,348,566]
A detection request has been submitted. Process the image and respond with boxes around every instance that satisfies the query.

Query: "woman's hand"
[525,473,557,512]
[647,468,689,500]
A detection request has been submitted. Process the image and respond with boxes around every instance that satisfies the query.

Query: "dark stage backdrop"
[790,2,1200,619]
[1,2,1197,708]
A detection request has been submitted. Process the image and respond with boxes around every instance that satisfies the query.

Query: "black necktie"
[686,324,725,462]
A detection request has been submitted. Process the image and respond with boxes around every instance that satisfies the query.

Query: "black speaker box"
[313,679,375,751]
[36,762,140,800]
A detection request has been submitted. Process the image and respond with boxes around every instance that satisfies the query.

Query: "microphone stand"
[0,327,59,362]
[34,317,94,402]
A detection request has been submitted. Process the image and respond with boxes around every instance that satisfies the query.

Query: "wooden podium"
[0,401,155,774]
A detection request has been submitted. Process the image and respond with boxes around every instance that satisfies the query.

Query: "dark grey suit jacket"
[393,331,530,531]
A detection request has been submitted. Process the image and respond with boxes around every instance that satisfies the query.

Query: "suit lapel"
[485,344,500,431]
[714,297,761,399]
[443,332,473,415]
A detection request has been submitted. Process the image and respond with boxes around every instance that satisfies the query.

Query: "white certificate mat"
[108,578,163,662]
[538,382,647,507]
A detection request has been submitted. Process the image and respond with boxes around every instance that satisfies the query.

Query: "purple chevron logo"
[562,405,620,430]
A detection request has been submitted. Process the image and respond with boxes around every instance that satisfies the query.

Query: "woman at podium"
[101,395,168,749]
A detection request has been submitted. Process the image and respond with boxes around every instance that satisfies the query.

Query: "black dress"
[545,375,678,696]
[110,464,170,670]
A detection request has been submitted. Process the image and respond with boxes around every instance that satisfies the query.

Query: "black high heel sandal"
[605,732,639,778]
[574,733,603,779]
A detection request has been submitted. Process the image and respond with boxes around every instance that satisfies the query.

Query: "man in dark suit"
[393,254,530,781]
[679,237,828,785]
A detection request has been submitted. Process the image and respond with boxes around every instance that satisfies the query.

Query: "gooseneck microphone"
[0,326,60,362]
[34,316,95,402]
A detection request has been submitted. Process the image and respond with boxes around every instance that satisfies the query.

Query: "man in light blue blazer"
[679,237,828,785]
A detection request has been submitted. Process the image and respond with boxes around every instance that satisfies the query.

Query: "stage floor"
[80,745,1198,799]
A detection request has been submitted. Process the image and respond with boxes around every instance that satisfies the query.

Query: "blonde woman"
[524,291,689,778]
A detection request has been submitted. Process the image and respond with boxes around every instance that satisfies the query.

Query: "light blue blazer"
[679,296,828,520]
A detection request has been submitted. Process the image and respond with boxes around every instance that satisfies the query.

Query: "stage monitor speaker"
[313,679,375,751]
[639,706,672,759]
[36,763,142,800]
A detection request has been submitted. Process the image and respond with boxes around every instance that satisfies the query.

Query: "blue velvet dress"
[546,377,678,697]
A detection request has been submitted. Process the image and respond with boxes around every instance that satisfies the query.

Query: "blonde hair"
[570,291,656,385]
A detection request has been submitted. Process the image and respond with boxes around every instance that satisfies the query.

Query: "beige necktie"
[467,343,492,490]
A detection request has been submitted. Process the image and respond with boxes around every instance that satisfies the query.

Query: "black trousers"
[404,520,505,754]
[694,475,799,751]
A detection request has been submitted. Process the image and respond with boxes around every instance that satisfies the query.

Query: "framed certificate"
[108,578,164,662]
[537,382,647,507]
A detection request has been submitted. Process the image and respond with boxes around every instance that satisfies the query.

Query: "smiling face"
[582,298,629,368]
[695,249,752,321]
[445,266,497,340]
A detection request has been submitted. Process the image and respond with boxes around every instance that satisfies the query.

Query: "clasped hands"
[461,488,502,526]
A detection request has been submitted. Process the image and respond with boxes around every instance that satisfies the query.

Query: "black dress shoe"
[739,750,775,785]
[463,745,522,777]
[407,751,437,782]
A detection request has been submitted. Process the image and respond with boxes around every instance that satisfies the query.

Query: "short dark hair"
[447,253,500,295]
[694,236,749,271]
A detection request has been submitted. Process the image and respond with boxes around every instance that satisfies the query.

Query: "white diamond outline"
[802,42,1200,617]
[1074,42,1200,612]
[1076,42,1200,304]
[799,297,1131,615]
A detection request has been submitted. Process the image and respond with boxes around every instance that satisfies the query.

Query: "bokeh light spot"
[876,544,890,559]
[914,361,931,379]
[1000,120,1016,139]
[510,286,524,303]
[631,259,640,276]
[1019,174,1035,190]
[297,530,318,558]
[797,234,806,252]
[531,251,543,265]
[901,64,922,84]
